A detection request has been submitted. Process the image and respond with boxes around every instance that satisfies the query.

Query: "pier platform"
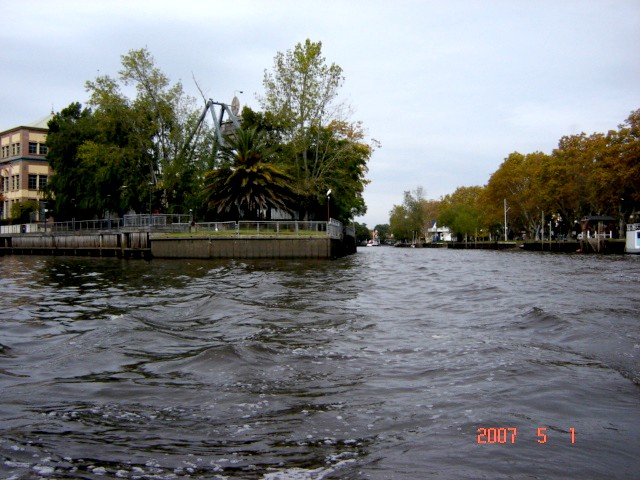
[0,219,356,260]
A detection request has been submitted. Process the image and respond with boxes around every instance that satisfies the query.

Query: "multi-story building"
[0,114,52,221]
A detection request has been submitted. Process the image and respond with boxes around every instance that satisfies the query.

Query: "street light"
[40,201,47,233]
[148,182,154,228]
[326,189,332,223]
[106,194,111,229]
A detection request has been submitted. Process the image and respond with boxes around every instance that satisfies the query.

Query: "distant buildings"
[0,114,52,220]
[426,221,452,242]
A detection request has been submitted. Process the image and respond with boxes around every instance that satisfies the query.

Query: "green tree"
[45,102,100,219]
[46,48,211,220]
[389,187,434,241]
[11,200,39,223]
[389,187,431,241]
[389,203,413,242]
[353,222,370,244]
[84,48,210,215]
[259,39,374,222]
[204,127,296,220]
[312,121,371,222]
[438,186,485,241]
[374,223,391,243]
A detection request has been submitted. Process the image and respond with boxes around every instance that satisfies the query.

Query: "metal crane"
[186,96,241,154]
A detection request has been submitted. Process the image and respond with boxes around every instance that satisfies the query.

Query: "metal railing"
[123,213,192,229]
[193,220,341,239]
[2,216,351,240]
[52,218,124,232]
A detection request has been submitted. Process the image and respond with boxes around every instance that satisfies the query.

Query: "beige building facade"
[0,115,52,221]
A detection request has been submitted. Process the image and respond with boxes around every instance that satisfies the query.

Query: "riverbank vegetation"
[385,109,639,242]
[44,42,374,225]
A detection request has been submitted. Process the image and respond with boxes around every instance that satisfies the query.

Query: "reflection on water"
[0,250,639,479]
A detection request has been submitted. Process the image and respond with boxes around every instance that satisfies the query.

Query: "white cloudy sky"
[2,0,638,227]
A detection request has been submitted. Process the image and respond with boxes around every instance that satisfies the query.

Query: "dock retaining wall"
[0,232,355,259]
[150,236,345,259]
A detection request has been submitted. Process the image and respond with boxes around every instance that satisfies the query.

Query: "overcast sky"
[2,0,638,227]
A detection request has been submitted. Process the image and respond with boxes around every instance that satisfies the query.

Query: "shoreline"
[388,239,627,254]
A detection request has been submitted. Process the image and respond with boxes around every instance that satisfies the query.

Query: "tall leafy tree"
[548,133,604,220]
[389,203,413,242]
[45,102,100,219]
[259,39,374,222]
[389,187,433,241]
[438,186,485,240]
[84,48,211,215]
[373,223,391,243]
[591,110,640,220]
[484,151,548,238]
[46,48,211,219]
[353,222,371,244]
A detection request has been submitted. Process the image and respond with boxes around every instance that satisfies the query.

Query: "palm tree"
[204,127,296,219]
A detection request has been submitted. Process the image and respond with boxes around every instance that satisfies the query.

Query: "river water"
[0,248,638,479]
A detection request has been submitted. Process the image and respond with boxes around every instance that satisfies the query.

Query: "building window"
[39,144,48,155]
[11,174,20,190]
[1,176,7,192]
[12,143,21,156]
[1,145,8,157]
[28,174,38,190]
[39,175,48,190]
[29,142,38,154]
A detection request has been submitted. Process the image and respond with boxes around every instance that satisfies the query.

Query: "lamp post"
[148,182,154,228]
[326,189,332,223]
[41,201,47,233]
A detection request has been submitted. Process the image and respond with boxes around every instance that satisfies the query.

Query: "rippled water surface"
[1,248,639,479]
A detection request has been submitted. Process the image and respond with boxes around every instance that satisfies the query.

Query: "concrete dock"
[0,225,356,260]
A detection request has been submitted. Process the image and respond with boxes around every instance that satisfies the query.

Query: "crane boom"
[181,97,241,161]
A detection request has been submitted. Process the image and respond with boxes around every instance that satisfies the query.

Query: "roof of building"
[581,215,616,222]
[27,113,54,129]
[0,113,53,135]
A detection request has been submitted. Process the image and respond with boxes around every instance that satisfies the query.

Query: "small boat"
[366,239,380,247]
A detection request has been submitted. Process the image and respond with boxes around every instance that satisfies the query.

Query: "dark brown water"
[1,248,639,479]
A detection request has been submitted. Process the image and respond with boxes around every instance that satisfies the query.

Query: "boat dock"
[0,218,356,259]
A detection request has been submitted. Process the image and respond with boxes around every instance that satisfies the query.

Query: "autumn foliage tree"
[391,109,639,242]
[481,109,640,239]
